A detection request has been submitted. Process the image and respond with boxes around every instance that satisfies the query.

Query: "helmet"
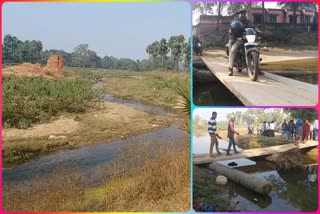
[230,21,244,37]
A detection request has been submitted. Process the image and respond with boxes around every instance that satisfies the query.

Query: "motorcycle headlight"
[198,43,201,47]
[246,35,256,43]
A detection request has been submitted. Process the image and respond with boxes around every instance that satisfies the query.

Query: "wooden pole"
[209,162,272,195]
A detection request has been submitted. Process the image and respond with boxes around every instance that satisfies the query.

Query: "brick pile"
[3,55,64,77]
[44,55,64,74]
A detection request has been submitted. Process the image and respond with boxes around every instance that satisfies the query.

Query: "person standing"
[281,119,288,139]
[303,120,310,142]
[226,116,240,156]
[313,119,318,140]
[295,118,303,146]
[310,123,314,140]
[208,112,223,158]
[288,120,295,140]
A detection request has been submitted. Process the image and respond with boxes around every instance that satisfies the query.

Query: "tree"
[193,2,227,30]
[278,2,315,34]
[284,109,318,122]
[216,2,225,30]
[117,58,139,71]
[168,35,185,71]
[146,41,160,63]
[2,34,24,64]
[193,2,216,15]
[71,44,100,68]
[226,2,261,16]
[159,38,169,63]
[182,38,191,70]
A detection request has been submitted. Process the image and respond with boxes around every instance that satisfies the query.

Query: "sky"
[192,2,280,25]
[193,108,247,122]
[2,3,191,60]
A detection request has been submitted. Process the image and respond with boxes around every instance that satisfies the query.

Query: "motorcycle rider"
[228,10,262,76]
[193,35,203,54]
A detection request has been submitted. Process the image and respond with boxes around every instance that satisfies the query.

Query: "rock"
[215,175,228,185]
[48,135,67,140]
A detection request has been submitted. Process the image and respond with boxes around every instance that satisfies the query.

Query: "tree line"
[225,108,317,125]
[2,34,190,71]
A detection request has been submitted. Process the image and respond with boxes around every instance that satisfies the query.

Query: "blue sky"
[2,3,191,60]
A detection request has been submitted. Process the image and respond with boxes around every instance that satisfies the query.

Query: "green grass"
[2,75,97,128]
[99,70,190,108]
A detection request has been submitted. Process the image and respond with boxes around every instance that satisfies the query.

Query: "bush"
[2,76,97,128]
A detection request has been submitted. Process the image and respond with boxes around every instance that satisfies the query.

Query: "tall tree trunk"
[247,3,252,23]
[262,2,265,26]
[216,2,221,30]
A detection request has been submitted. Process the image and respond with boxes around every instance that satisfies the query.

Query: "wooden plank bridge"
[200,56,318,106]
[193,140,318,165]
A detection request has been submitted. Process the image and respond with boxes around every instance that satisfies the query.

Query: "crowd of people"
[207,111,318,158]
[281,119,318,145]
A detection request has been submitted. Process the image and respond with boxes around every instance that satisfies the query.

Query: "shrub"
[2,76,97,128]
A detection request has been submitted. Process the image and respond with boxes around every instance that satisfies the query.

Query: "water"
[193,133,243,155]
[194,129,318,211]
[3,83,187,184]
[94,81,174,115]
[281,74,318,85]
[3,123,187,183]
[193,64,244,106]
[228,164,318,212]
[193,64,318,106]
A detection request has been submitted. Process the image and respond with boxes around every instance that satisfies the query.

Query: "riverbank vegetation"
[3,140,190,211]
[2,68,189,166]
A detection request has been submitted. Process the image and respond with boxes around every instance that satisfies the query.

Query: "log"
[209,162,272,195]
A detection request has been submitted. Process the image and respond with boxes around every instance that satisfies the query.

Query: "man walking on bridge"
[226,116,240,156]
[208,112,223,158]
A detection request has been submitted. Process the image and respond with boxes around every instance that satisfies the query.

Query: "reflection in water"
[193,81,244,106]
[228,165,318,211]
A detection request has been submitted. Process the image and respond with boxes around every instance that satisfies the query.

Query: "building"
[250,8,316,25]
[193,8,317,35]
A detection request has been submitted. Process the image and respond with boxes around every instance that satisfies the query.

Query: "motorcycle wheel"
[247,51,259,81]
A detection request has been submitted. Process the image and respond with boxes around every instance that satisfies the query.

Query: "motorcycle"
[226,28,260,81]
[194,41,203,56]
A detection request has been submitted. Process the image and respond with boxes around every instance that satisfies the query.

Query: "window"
[305,15,311,24]
[289,15,297,24]
[253,14,262,24]
[269,15,277,23]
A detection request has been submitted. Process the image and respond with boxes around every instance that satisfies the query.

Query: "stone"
[48,135,67,140]
[215,175,228,185]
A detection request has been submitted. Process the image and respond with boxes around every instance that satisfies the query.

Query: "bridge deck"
[193,140,318,165]
[200,56,318,106]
